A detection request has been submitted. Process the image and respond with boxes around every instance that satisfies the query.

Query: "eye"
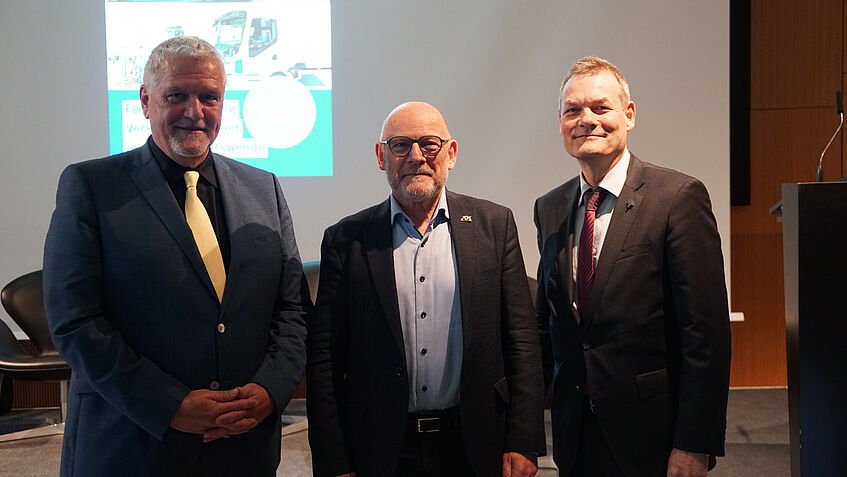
[202,94,220,103]
[165,93,186,104]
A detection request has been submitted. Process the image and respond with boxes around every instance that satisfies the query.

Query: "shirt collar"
[148,136,218,188]
[390,187,450,226]
[579,148,630,203]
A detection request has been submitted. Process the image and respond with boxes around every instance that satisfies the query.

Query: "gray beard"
[169,135,210,159]
[387,173,444,205]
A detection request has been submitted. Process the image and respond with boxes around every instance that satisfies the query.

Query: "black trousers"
[396,411,474,477]
[567,399,626,477]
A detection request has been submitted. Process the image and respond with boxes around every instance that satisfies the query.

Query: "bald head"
[375,101,458,214]
[379,102,451,141]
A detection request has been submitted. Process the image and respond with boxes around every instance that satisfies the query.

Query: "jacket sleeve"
[249,176,311,412]
[500,208,547,456]
[43,164,189,440]
[665,178,731,456]
[306,226,354,476]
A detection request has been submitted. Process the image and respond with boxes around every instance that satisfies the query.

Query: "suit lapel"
[557,182,581,314]
[128,146,217,301]
[214,156,243,310]
[445,191,476,349]
[581,156,645,325]
[363,199,405,355]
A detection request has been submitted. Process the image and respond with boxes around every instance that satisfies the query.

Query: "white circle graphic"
[242,76,317,149]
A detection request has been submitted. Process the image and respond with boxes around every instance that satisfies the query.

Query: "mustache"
[173,120,209,131]
[401,164,434,176]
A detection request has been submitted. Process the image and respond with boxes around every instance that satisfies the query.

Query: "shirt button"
[217,323,226,334]
[421,348,427,356]
[421,385,428,392]
[394,367,403,377]
[210,381,220,390]
[420,312,426,319]
[419,276,425,282]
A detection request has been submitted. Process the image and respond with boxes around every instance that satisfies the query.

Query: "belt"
[406,406,461,433]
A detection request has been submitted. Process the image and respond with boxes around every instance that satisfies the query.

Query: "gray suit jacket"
[306,190,546,477]
[43,141,310,476]
[535,155,731,476]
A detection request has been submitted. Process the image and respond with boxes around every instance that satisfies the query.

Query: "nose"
[407,142,426,162]
[183,96,204,120]
[577,108,597,127]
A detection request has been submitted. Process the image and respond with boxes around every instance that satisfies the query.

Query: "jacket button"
[582,343,591,351]
[394,367,403,377]
[210,381,220,390]
[217,323,226,334]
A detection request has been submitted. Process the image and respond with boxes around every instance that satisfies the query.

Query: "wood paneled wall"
[730,0,845,387]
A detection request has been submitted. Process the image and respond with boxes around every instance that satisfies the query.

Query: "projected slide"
[105,0,332,176]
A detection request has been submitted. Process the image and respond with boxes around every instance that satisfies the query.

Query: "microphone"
[816,91,844,182]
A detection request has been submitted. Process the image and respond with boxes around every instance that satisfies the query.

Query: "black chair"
[0,270,70,442]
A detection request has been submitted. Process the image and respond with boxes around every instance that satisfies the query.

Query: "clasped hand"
[169,383,276,443]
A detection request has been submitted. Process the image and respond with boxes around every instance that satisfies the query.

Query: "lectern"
[781,182,847,477]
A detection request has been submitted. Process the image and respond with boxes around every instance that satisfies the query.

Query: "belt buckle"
[417,417,441,433]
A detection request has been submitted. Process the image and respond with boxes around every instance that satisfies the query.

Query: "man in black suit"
[307,102,546,477]
[43,37,310,476]
[534,56,731,477]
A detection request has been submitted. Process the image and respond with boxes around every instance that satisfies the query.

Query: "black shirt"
[147,137,231,270]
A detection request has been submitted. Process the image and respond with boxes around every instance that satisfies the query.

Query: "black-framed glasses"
[379,135,450,158]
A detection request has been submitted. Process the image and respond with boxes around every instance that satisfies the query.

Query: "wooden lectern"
[781,182,847,477]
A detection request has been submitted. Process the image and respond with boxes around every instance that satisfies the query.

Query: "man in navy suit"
[535,57,731,476]
[306,102,545,477]
[43,37,310,476]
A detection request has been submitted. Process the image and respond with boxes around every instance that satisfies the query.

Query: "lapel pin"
[460,215,473,222]
[625,201,634,211]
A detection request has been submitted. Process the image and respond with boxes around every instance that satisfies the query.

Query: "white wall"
[0,0,730,334]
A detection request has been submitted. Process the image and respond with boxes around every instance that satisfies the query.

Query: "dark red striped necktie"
[577,188,606,310]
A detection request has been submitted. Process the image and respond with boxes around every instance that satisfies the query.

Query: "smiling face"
[140,55,226,168]
[559,70,635,168]
[375,102,457,208]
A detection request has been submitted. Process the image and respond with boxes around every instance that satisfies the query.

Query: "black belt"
[406,406,461,433]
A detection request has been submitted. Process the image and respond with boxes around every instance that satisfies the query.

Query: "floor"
[0,389,789,476]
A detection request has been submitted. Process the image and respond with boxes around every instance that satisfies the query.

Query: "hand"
[667,448,708,477]
[170,388,257,435]
[205,383,276,442]
[502,451,538,477]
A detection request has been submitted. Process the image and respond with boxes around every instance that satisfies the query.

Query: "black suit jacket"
[43,142,310,476]
[307,190,546,477]
[534,155,731,476]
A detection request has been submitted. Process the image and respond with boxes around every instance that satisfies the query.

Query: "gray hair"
[559,56,631,112]
[142,36,225,90]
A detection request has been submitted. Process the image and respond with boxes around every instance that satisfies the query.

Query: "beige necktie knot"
[183,170,226,302]
[184,170,200,189]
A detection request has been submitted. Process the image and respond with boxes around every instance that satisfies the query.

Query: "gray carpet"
[0,389,790,476]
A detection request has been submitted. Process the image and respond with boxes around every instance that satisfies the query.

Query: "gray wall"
[0,0,730,334]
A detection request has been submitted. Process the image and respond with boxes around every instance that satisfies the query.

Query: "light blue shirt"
[390,189,463,412]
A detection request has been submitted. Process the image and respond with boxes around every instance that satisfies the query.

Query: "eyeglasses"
[379,136,450,158]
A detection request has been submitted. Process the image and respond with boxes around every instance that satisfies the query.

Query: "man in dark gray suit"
[307,102,546,477]
[535,57,731,477]
[43,36,310,476]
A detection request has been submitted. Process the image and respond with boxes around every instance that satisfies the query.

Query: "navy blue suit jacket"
[43,142,310,476]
